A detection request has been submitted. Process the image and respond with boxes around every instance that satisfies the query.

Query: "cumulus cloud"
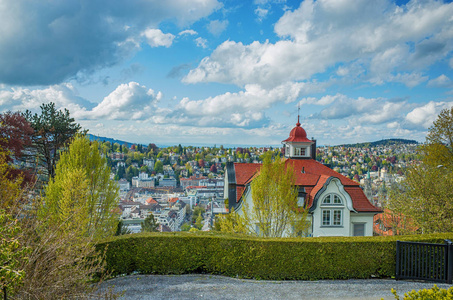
[142,29,175,48]
[405,101,453,129]
[0,0,221,85]
[184,0,453,88]
[88,82,162,120]
[168,81,323,128]
[0,82,162,121]
[0,83,94,115]
[206,20,229,36]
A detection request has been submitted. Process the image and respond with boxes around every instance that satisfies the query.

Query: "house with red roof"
[224,117,381,237]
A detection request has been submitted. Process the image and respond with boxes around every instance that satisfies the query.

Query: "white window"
[321,209,342,226]
[321,194,343,227]
[294,148,306,156]
[322,194,343,205]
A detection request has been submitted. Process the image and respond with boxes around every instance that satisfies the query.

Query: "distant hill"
[339,138,419,148]
[87,134,134,146]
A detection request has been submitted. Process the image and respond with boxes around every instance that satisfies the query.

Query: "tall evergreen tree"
[24,103,81,179]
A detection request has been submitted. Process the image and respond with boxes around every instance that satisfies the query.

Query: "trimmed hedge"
[96,232,453,280]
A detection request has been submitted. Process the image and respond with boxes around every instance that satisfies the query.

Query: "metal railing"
[396,240,453,283]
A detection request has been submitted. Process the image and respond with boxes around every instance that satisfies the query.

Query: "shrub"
[97,232,453,280]
[390,284,453,300]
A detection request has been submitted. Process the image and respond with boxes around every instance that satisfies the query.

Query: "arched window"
[321,194,343,227]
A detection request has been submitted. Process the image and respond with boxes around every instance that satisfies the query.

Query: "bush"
[390,284,453,300]
[97,232,453,280]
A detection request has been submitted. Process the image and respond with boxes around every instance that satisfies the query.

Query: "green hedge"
[96,232,453,280]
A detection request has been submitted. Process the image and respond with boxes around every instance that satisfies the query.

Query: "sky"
[0,0,453,147]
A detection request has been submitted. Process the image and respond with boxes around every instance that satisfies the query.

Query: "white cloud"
[206,20,229,36]
[427,74,452,88]
[178,29,197,36]
[185,0,453,88]
[0,0,221,85]
[88,82,162,120]
[0,83,93,115]
[195,37,208,48]
[307,94,409,126]
[405,101,453,129]
[142,29,175,48]
[174,81,324,128]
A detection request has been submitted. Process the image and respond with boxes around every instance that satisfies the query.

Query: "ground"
[99,274,452,300]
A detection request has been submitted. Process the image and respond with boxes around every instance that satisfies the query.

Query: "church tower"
[282,116,316,159]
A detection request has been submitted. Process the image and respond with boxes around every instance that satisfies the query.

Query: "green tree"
[219,156,310,237]
[141,213,159,232]
[154,160,164,174]
[195,214,203,230]
[24,102,82,179]
[39,134,119,239]
[115,220,131,236]
[388,107,453,234]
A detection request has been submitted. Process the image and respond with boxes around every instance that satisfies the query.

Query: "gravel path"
[99,274,453,300]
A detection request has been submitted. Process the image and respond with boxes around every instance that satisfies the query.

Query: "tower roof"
[282,116,313,143]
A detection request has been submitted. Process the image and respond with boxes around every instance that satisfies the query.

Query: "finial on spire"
[297,104,301,126]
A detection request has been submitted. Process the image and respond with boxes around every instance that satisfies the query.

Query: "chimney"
[311,139,317,160]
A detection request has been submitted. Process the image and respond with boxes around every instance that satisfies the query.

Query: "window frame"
[320,194,344,227]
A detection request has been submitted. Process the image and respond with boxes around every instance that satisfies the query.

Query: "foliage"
[180,223,191,231]
[154,160,164,174]
[217,207,248,234]
[142,214,159,232]
[39,134,119,239]
[195,214,204,230]
[0,112,35,184]
[115,220,131,236]
[24,102,82,179]
[390,284,453,300]
[17,205,118,299]
[0,211,29,298]
[423,106,453,169]
[388,107,453,234]
[0,111,33,162]
[219,156,310,237]
[0,149,24,212]
[97,232,453,280]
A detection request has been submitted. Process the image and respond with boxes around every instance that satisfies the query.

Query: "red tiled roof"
[285,159,357,186]
[344,187,381,212]
[234,163,261,185]
[236,186,246,203]
[232,158,380,213]
[169,197,179,203]
[146,197,158,204]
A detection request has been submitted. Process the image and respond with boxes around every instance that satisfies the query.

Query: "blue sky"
[1,0,452,147]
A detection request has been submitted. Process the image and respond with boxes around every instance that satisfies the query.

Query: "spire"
[297,104,301,126]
